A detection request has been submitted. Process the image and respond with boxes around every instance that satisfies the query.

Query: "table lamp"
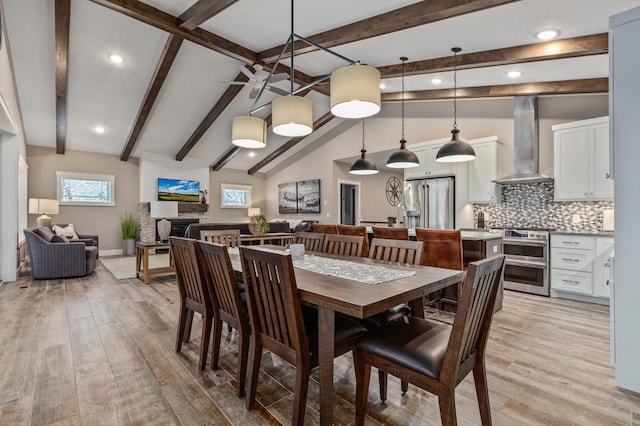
[28,198,59,228]
[248,207,260,218]
[150,201,179,243]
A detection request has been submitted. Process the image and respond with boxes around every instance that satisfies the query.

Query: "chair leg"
[199,313,212,371]
[438,386,457,426]
[378,370,387,402]
[401,380,409,394]
[211,317,223,370]
[355,349,371,426]
[245,339,262,410]
[183,308,194,343]
[237,330,249,398]
[473,361,493,426]
[176,303,188,353]
[292,364,310,426]
[227,324,233,334]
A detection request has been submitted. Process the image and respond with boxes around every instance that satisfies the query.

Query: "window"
[220,183,251,208]
[56,171,115,206]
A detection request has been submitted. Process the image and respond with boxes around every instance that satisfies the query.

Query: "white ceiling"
[3,0,640,173]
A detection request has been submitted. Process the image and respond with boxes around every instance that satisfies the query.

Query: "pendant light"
[436,47,476,163]
[232,115,267,148]
[350,119,378,175]
[272,0,313,137]
[387,57,419,169]
[331,64,381,119]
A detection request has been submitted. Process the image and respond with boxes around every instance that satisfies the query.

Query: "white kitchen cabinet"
[550,233,613,303]
[404,139,455,179]
[468,137,502,203]
[403,146,427,179]
[553,117,613,201]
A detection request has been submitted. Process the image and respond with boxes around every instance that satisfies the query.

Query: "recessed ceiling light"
[536,29,559,40]
[506,71,523,78]
[431,78,443,85]
[109,53,124,64]
[379,82,387,89]
[248,151,256,158]
[94,126,105,134]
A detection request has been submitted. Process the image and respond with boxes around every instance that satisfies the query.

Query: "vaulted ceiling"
[3,0,637,174]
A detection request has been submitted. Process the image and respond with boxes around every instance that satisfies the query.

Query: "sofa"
[24,227,98,279]
[185,222,291,241]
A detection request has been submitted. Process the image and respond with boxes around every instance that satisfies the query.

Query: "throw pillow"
[53,224,79,240]
[51,234,70,243]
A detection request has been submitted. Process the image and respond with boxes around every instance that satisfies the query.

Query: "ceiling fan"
[221,64,289,99]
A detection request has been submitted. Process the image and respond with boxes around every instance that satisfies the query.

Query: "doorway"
[339,182,360,225]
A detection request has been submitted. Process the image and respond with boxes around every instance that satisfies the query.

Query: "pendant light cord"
[400,57,407,139]
[361,119,365,150]
[452,47,460,130]
[290,0,294,94]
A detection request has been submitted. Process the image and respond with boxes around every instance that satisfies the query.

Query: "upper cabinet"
[404,139,456,180]
[553,117,613,201]
[468,137,502,203]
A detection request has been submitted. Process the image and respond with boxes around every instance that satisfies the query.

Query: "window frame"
[220,183,252,209]
[56,171,116,207]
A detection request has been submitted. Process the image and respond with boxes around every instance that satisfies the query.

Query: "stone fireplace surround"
[137,202,209,243]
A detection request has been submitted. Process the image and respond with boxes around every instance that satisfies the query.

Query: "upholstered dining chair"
[312,223,338,234]
[337,224,370,257]
[354,255,506,426]
[239,246,367,425]
[371,226,409,240]
[294,231,325,252]
[169,237,213,371]
[415,228,465,312]
[200,229,242,248]
[196,241,250,397]
[322,234,364,257]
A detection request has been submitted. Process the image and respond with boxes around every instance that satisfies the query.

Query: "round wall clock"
[385,176,403,206]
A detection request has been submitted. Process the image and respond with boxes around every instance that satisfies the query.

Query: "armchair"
[53,223,99,256]
[24,227,98,279]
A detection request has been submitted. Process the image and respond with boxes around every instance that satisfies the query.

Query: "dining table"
[227,246,463,425]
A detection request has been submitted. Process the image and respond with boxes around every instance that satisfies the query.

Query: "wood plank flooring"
[1,262,639,425]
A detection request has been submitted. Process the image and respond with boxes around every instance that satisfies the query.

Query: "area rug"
[100,254,170,280]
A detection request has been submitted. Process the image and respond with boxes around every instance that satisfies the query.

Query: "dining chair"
[169,236,213,371]
[239,246,367,425]
[354,255,506,426]
[371,226,409,240]
[322,234,364,257]
[294,231,325,252]
[312,223,338,234]
[337,224,370,257]
[369,238,423,265]
[200,229,242,248]
[415,228,464,312]
[196,240,250,397]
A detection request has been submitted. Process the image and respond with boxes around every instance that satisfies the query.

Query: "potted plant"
[249,213,270,236]
[120,212,137,256]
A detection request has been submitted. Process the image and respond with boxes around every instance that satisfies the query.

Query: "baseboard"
[100,249,123,257]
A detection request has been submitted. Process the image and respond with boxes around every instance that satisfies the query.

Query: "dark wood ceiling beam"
[258,0,519,63]
[178,0,239,30]
[121,35,183,161]
[55,0,70,155]
[379,33,609,78]
[248,112,335,175]
[381,78,608,102]
[90,0,257,63]
[175,72,249,161]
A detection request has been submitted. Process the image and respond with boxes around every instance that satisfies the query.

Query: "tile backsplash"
[473,182,614,231]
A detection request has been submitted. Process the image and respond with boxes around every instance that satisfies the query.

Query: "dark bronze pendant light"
[350,119,378,175]
[436,47,476,163]
[387,57,419,169]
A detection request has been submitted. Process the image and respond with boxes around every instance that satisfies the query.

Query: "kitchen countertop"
[551,230,615,237]
[365,227,503,241]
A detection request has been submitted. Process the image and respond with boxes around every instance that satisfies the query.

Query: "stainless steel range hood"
[493,96,553,184]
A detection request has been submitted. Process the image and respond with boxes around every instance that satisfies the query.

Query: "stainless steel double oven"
[502,229,550,296]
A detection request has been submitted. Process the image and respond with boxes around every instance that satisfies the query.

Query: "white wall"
[139,152,210,202]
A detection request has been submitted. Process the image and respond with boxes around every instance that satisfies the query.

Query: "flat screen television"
[157,178,200,202]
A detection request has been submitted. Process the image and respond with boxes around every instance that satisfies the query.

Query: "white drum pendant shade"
[272,96,313,137]
[232,116,267,148]
[330,65,381,119]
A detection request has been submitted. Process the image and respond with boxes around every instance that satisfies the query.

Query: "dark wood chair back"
[415,228,463,270]
[200,229,241,248]
[197,240,250,397]
[294,231,325,252]
[337,224,369,257]
[369,238,423,265]
[169,236,212,370]
[372,226,409,240]
[322,234,364,257]
[312,223,338,234]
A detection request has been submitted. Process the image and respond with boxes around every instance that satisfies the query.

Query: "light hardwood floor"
[1,262,639,425]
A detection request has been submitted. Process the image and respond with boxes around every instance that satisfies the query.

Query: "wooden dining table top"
[228,245,464,319]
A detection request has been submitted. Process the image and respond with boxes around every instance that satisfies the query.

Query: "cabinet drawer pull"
[605,172,610,179]
[604,262,610,267]
[562,279,581,285]
[561,257,580,262]
[606,279,612,286]
[561,241,579,245]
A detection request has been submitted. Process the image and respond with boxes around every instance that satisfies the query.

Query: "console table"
[135,241,175,284]
[240,233,295,246]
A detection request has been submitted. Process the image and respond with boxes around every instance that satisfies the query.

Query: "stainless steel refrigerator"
[403,177,455,229]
